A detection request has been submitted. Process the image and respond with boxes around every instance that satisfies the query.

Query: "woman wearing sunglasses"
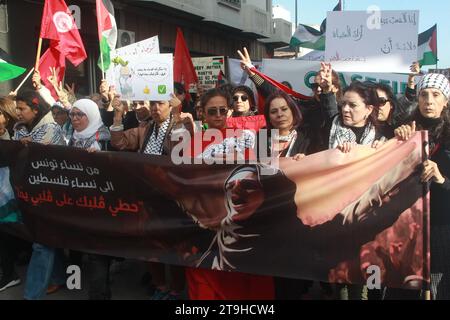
[231,85,257,117]
[238,48,341,153]
[193,88,256,160]
[185,88,273,300]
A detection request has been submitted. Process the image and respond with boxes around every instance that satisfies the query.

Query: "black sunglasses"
[377,97,391,106]
[311,83,320,90]
[206,107,228,116]
[233,95,249,102]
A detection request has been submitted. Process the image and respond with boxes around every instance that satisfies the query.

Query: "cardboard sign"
[325,10,419,73]
[106,36,173,101]
[192,56,225,89]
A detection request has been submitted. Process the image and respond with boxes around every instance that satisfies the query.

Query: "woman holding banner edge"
[395,73,450,300]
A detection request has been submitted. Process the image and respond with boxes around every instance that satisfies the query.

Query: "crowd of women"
[0,47,449,300]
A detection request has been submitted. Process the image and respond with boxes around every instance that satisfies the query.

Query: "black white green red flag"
[96,0,117,72]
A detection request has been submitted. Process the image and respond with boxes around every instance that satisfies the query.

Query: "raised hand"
[237,47,255,75]
[32,71,42,90]
[47,67,61,89]
[407,62,420,89]
[99,79,109,100]
[394,121,416,141]
[319,62,333,93]
[65,83,76,97]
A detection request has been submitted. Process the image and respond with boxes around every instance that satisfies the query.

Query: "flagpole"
[13,67,35,94]
[100,48,106,80]
[34,37,43,71]
[295,0,299,58]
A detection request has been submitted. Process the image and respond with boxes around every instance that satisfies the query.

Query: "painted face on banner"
[269,98,294,132]
[340,91,373,128]
[204,96,228,130]
[418,88,448,119]
[225,168,264,222]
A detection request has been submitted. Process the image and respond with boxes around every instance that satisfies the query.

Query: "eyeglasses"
[69,111,86,119]
[206,107,228,116]
[377,97,391,106]
[233,95,249,102]
[311,83,320,90]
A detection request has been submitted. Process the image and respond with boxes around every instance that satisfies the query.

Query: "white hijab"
[72,99,104,140]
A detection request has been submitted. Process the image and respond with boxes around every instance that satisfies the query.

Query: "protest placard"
[325,10,419,73]
[192,56,225,89]
[105,36,173,101]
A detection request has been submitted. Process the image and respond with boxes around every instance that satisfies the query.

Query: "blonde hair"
[0,97,18,127]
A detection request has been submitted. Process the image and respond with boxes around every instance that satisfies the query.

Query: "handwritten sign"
[105,36,173,101]
[192,56,225,90]
[325,11,419,73]
[107,51,173,101]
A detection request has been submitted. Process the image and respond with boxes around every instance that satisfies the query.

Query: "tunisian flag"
[38,0,86,99]
[173,28,198,101]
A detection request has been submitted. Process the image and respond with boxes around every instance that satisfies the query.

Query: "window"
[217,0,241,10]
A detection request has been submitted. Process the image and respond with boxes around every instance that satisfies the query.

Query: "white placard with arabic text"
[106,36,174,101]
[325,10,419,73]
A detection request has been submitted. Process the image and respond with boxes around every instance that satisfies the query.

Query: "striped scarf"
[143,117,171,155]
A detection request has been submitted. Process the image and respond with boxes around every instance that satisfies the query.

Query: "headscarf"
[72,99,104,140]
[417,73,450,99]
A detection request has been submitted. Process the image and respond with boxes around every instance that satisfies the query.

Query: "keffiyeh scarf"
[328,116,377,149]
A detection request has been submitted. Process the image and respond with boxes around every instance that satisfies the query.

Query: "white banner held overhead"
[262,59,412,97]
[325,10,419,73]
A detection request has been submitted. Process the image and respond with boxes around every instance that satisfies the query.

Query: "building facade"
[0,0,291,96]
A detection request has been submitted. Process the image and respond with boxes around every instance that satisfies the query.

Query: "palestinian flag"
[0,168,21,223]
[96,0,117,72]
[0,48,26,82]
[212,56,224,66]
[290,24,326,50]
[290,1,341,50]
[418,24,437,66]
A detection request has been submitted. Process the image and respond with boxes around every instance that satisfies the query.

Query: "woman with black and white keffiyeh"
[328,80,386,154]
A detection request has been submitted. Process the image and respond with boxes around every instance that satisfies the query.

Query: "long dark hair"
[341,81,379,127]
[15,90,50,130]
[373,83,397,124]
[263,91,303,131]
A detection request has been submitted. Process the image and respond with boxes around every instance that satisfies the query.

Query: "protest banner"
[325,10,419,73]
[192,56,225,90]
[0,133,429,289]
[105,36,169,100]
[262,59,413,96]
